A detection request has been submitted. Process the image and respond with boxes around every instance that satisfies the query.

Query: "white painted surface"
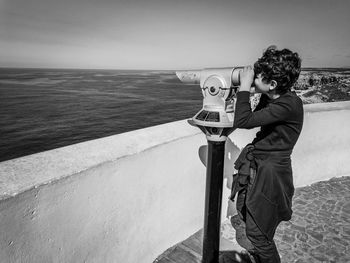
[0,133,207,263]
[0,120,202,201]
[0,101,349,263]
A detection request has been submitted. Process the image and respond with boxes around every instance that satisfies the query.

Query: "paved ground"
[274,176,350,262]
[154,176,350,263]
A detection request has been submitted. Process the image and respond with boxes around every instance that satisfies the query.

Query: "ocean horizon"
[0,68,201,162]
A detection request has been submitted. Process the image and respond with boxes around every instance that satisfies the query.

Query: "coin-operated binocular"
[176,67,254,263]
[176,67,254,142]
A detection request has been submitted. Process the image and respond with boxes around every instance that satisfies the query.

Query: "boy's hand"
[239,66,255,92]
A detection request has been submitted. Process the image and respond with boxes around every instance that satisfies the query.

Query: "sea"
[0,68,202,162]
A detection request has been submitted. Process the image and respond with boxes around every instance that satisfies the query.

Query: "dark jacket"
[234,91,303,152]
[232,91,304,240]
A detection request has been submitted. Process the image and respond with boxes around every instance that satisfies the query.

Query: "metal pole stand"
[176,67,243,263]
[202,140,226,263]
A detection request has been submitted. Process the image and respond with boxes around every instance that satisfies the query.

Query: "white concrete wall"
[0,101,349,263]
[292,103,350,186]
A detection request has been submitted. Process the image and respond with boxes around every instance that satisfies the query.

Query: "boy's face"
[254,73,276,94]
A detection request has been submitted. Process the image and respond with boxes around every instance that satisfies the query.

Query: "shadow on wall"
[198,138,241,219]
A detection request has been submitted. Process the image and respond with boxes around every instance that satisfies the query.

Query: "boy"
[232,46,303,263]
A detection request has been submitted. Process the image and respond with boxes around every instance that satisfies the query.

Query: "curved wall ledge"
[0,120,202,201]
[0,101,349,263]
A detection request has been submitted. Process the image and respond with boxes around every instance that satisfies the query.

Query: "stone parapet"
[0,101,349,263]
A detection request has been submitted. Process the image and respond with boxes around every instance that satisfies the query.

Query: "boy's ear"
[269,80,278,91]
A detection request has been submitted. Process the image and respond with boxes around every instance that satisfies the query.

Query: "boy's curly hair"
[254,46,301,94]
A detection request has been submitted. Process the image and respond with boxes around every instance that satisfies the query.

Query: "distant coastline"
[294,68,350,104]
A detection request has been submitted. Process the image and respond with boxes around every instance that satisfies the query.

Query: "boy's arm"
[253,94,269,112]
[233,91,292,129]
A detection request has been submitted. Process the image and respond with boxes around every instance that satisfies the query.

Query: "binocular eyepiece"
[176,67,255,141]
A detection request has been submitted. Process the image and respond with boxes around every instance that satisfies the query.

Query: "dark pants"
[237,189,281,263]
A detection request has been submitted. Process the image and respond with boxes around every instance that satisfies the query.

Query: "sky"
[1,0,350,70]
